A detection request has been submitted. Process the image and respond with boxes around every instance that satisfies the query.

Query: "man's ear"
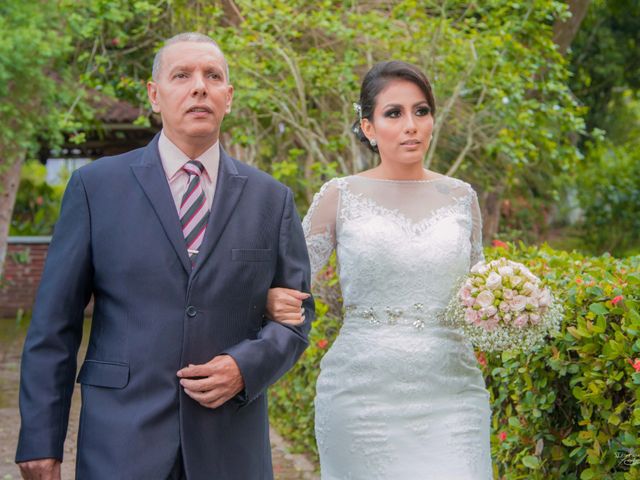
[225,84,234,114]
[147,81,161,113]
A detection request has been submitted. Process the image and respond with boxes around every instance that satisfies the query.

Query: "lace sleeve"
[470,189,485,267]
[302,179,339,279]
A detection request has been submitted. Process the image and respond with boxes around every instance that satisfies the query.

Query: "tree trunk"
[0,155,24,278]
[553,0,591,55]
[482,187,504,243]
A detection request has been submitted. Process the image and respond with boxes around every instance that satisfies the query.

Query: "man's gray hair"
[152,32,229,81]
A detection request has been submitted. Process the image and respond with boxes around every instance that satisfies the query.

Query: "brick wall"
[1,237,51,318]
[1,237,97,319]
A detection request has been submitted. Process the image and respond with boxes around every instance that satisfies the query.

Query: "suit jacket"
[16,134,313,479]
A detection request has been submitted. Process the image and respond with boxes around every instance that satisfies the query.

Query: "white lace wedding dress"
[303,175,493,479]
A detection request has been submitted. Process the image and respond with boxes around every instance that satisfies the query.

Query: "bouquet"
[445,258,563,352]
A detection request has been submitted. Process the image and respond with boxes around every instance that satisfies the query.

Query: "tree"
[0,1,75,276]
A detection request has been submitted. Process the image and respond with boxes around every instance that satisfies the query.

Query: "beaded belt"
[344,303,445,330]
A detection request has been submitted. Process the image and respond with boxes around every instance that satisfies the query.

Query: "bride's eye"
[384,109,401,118]
[416,106,431,116]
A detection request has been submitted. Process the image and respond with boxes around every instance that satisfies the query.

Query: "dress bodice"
[303,175,484,311]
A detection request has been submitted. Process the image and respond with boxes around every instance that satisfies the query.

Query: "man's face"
[147,41,233,146]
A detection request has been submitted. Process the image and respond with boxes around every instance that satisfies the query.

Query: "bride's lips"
[400,139,421,148]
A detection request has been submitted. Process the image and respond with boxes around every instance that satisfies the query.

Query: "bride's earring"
[369,138,377,147]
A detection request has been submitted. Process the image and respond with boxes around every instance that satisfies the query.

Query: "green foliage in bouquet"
[269,244,640,478]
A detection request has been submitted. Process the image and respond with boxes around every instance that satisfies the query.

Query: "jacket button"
[186,306,197,317]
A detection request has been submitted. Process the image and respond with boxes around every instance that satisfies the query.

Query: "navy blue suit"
[16,134,313,479]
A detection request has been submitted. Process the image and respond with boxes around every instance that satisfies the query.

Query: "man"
[16,32,313,480]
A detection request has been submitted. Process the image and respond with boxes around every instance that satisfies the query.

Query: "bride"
[267,61,493,479]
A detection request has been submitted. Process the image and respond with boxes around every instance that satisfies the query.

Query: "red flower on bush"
[317,339,329,349]
[492,239,508,249]
[475,351,487,367]
[611,295,624,306]
[628,358,640,372]
[575,277,583,285]
[498,431,507,442]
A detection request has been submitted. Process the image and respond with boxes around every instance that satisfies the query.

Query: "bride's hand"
[266,287,310,326]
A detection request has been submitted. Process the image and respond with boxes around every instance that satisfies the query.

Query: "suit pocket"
[231,248,273,262]
[76,360,129,389]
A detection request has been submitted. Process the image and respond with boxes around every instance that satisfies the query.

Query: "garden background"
[1,1,639,479]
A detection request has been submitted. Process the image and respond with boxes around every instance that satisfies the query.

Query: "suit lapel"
[192,147,247,275]
[131,134,191,274]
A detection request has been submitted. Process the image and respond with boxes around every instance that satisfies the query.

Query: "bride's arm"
[267,179,340,326]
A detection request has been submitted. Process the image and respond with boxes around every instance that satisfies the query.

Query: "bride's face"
[362,79,433,166]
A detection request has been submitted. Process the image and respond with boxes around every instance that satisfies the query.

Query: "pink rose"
[499,301,510,312]
[482,317,499,331]
[509,295,528,312]
[476,290,495,308]
[513,313,529,328]
[480,306,498,318]
[465,309,480,324]
[538,288,552,308]
[529,313,541,324]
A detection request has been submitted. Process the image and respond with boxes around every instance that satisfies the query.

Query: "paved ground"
[0,319,318,480]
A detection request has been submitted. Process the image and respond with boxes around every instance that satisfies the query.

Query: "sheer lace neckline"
[349,174,448,184]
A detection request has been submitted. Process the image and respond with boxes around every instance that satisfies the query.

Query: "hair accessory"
[369,138,377,147]
[353,102,362,121]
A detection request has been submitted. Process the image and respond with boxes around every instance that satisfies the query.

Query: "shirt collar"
[158,130,219,180]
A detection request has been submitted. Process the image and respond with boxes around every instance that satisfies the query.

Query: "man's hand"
[177,355,245,409]
[18,458,61,480]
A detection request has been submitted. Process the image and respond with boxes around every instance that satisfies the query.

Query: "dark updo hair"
[352,61,436,153]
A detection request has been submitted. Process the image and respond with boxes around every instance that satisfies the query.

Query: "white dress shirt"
[157,130,219,213]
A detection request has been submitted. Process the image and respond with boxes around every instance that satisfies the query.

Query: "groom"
[16,33,313,479]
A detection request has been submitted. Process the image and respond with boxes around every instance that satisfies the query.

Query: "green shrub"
[576,140,640,257]
[10,161,66,236]
[269,244,640,479]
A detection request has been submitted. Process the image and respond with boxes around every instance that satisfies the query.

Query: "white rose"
[503,289,515,300]
[510,276,523,287]
[498,265,514,277]
[476,290,495,308]
[470,262,486,274]
[486,272,503,290]
[499,301,510,312]
[522,282,535,294]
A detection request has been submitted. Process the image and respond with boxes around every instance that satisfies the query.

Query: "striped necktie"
[179,160,210,264]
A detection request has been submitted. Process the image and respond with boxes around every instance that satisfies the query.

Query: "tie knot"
[183,160,205,177]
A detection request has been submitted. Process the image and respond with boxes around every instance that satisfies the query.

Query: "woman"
[268,61,493,479]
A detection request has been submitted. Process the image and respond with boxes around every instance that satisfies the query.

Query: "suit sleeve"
[15,171,93,462]
[223,188,313,405]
